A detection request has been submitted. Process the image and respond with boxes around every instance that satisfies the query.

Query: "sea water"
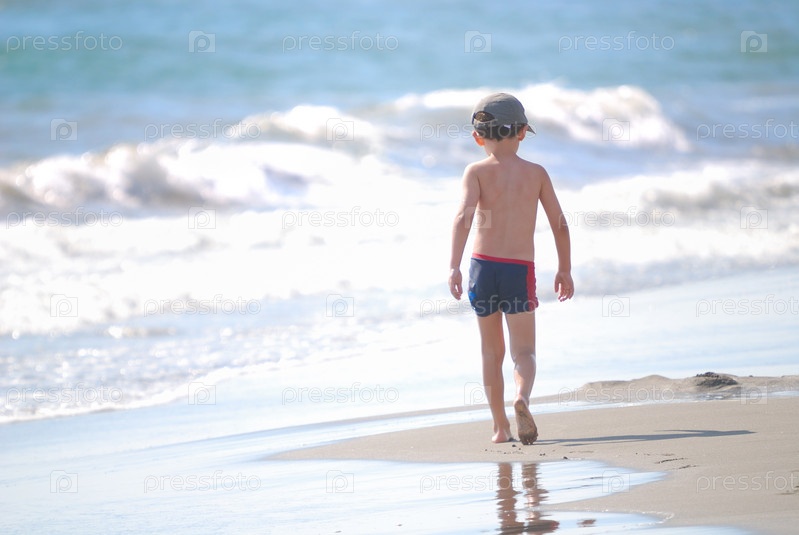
[1,0,798,427]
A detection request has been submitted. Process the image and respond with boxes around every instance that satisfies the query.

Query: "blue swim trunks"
[468,253,539,317]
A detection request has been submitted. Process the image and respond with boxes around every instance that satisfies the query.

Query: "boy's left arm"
[539,169,574,302]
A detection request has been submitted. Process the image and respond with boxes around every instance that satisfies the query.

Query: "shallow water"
[0,404,750,534]
[267,459,662,534]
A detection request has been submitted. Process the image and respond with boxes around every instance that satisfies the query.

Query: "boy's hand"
[449,268,463,300]
[554,271,574,302]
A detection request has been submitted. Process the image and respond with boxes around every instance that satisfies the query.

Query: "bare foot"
[514,399,538,445]
[492,426,513,443]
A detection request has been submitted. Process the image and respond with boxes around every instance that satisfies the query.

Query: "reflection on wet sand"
[494,462,595,534]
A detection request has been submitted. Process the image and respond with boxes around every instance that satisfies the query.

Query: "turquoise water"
[2,0,797,162]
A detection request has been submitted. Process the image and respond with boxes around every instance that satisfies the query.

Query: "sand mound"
[553,372,799,404]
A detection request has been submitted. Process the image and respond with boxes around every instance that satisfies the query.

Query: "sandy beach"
[2,372,797,533]
[277,374,799,534]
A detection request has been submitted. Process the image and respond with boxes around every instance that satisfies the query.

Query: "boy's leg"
[476,312,512,443]
[505,311,538,444]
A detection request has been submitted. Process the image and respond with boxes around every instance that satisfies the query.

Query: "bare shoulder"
[520,158,547,174]
[519,158,550,183]
[466,157,494,174]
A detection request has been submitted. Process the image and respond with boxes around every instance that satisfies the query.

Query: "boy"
[448,93,573,445]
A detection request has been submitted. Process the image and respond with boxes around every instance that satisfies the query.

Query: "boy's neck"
[483,138,520,159]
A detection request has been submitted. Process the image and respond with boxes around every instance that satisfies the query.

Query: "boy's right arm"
[538,167,574,301]
[449,164,480,300]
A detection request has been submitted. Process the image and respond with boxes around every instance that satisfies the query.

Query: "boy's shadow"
[534,428,753,447]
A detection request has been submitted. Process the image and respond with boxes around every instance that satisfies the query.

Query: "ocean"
[1,0,798,435]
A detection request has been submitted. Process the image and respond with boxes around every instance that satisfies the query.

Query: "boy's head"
[471,93,535,141]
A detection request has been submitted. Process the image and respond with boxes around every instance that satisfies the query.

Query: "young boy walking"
[448,93,574,445]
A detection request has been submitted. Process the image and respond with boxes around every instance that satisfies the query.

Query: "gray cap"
[471,92,534,132]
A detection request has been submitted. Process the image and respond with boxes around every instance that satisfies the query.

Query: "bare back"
[470,154,548,262]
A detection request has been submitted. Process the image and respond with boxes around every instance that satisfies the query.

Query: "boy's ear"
[517,129,527,141]
[472,131,485,146]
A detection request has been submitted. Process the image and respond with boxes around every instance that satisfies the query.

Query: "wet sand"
[277,374,799,534]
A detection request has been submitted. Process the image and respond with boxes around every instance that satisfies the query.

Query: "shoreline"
[275,374,799,535]
[2,372,796,533]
